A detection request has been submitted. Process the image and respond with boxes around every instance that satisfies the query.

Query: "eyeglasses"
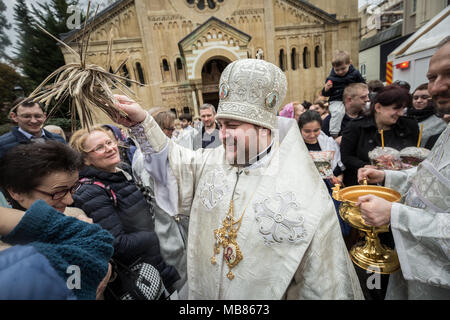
[17,114,45,120]
[413,95,431,100]
[87,139,117,154]
[164,127,176,132]
[34,182,82,200]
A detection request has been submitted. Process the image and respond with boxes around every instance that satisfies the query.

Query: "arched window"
[291,48,298,70]
[183,106,190,114]
[122,65,131,87]
[303,47,310,69]
[186,0,224,10]
[175,57,186,82]
[136,62,145,85]
[176,58,183,70]
[161,58,172,82]
[163,59,170,71]
[279,49,286,71]
[197,0,205,10]
[314,45,322,68]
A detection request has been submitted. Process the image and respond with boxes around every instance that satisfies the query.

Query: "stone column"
[134,0,163,107]
[263,0,276,63]
[192,90,199,117]
[197,86,204,107]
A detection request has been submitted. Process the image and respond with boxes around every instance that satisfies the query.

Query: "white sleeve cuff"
[130,111,168,153]
[390,202,413,280]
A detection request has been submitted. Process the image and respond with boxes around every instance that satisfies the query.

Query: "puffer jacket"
[0,245,76,300]
[321,64,366,102]
[72,164,180,290]
[1,200,114,300]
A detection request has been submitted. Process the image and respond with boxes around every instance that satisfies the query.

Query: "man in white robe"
[357,37,450,299]
[114,59,363,299]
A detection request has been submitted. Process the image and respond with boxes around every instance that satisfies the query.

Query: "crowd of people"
[0,37,448,300]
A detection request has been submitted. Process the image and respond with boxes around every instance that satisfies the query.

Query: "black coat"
[72,165,180,289]
[321,64,366,102]
[340,116,419,186]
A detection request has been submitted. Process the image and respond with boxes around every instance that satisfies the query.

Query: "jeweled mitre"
[216,59,287,130]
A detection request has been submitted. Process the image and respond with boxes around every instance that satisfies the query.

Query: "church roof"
[178,16,251,48]
[60,0,131,42]
[60,0,339,43]
[289,0,339,24]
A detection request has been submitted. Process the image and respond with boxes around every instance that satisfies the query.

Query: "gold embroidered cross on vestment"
[210,199,244,280]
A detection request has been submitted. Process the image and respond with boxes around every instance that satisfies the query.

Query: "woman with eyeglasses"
[0,140,114,299]
[0,140,88,220]
[69,126,180,298]
[406,83,447,148]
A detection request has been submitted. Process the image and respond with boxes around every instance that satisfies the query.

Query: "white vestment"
[418,115,447,148]
[132,148,189,292]
[384,123,450,300]
[131,113,363,300]
[175,126,196,149]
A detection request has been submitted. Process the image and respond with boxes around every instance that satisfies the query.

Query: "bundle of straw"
[11,2,144,131]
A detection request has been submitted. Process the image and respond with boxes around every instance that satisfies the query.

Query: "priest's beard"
[433,95,450,120]
[222,129,270,167]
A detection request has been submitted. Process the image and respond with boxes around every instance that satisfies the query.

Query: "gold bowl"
[332,183,401,274]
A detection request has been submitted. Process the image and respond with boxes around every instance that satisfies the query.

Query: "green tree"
[14,0,80,118]
[0,0,11,59]
[0,62,27,103]
[0,63,32,132]
[14,0,79,87]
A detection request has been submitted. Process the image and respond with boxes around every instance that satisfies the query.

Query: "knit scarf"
[407,105,435,122]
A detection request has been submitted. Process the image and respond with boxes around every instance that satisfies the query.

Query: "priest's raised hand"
[113,94,147,127]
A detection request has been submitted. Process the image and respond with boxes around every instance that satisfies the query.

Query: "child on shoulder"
[322,50,366,138]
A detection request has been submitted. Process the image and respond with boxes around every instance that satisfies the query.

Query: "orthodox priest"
[357,37,450,300]
[114,59,363,299]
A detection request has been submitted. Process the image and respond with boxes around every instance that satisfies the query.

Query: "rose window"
[186,0,224,10]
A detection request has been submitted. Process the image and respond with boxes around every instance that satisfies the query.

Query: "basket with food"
[309,151,335,179]
[368,147,403,170]
[400,147,430,168]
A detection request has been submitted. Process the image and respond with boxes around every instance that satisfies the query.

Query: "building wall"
[403,0,448,35]
[359,46,380,81]
[308,0,357,20]
[359,0,404,40]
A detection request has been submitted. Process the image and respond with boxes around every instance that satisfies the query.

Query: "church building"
[61,0,359,121]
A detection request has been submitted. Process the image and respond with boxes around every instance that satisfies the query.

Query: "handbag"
[78,178,171,300]
[105,257,170,300]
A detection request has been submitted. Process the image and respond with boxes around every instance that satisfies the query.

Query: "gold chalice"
[332,181,401,274]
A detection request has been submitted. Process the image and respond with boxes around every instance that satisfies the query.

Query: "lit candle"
[417,124,424,148]
[380,130,384,149]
